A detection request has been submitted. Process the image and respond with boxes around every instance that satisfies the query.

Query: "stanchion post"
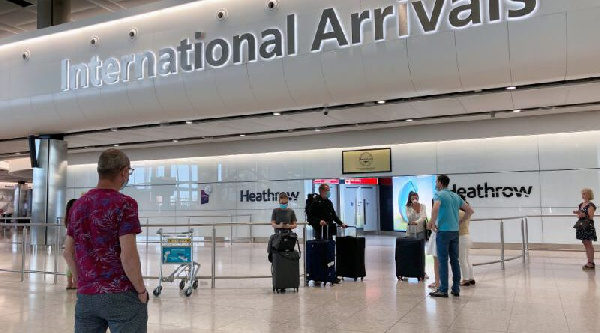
[146,218,150,250]
[500,220,505,270]
[230,216,233,245]
[21,227,28,282]
[303,225,307,285]
[525,217,530,254]
[54,224,60,284]
[521,218,526,264]
[211,225,216,289]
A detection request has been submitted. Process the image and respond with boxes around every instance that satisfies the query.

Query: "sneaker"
[469,280,476,285]
[333,278,341,284]
[451,290,460,297]
[429,290,448,298]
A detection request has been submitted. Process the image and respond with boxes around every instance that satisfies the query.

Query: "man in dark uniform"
[307,184,348,284]
[307,184,347,239]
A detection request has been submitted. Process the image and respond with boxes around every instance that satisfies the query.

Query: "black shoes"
[429,290,448,298]
[451,290,460,297]
[334,278,341,284]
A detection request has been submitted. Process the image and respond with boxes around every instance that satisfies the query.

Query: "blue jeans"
[436,231,461,294]
[75,291,148,333]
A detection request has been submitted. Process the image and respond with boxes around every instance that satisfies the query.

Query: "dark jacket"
[307,196,342,236]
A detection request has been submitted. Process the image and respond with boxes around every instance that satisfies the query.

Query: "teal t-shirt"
[434,189,465,232]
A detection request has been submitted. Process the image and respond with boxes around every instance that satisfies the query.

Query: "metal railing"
[470,216,529,269]
[0,214,540,285]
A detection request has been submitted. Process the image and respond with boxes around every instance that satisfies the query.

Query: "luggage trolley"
[153,228,200,297]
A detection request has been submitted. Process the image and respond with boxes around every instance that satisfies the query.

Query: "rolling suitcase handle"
[340,226,358,237]
[319,224,330,240]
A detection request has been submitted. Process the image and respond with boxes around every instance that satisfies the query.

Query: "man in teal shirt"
[428,175,474,297]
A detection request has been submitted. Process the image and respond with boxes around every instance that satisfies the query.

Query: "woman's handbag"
[424,218,432,241]
[574,218,592,230]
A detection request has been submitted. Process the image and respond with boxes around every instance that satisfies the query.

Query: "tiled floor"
[0,233,598,333]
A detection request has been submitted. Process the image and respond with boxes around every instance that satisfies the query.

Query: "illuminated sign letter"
[351,10,371,45]
[206,39,230,67]
[134,51,156,80]
[233,33,257,64]
[311,8,349,51]
[89,56,102,87]
[508,0,537,18]
[411,0,444,33]
[177,38,194,72]
[374,6,394,41]
[287,14,297,56]
[101,57,120,85]
[449,0,482,28]
[260,29,284,59]
[158,47,177,76]
[69,62,90,90]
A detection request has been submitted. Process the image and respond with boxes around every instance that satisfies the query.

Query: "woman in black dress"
[573,188,596,270]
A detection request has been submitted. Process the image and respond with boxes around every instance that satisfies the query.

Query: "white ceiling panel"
[511,86,569,110]
[458,93,514,113]
[328,108,383,124]
[566,82,600,105]
[409,98,467,118]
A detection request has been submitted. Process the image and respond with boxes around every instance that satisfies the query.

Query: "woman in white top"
[406,192,427,241]
[406,192,430,281]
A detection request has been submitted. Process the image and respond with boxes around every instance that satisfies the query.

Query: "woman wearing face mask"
[271,193,297,232]
[406,191,427,241]
[574,188,596,270]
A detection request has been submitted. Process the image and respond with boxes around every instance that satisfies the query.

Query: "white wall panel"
[455,23,512,90]
[407,32,462,94]
[566,6,600,79]
[282,53,331,107]
[391,142,437,176]
[321,48,370,104]
[247,59,298,111]
[436,136,540,174]
[539,170,600,209]
[538,132,600,170]
[214,65,261,113]
[508,13,567,84]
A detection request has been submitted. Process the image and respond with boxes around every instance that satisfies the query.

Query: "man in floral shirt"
[63,148,147,332]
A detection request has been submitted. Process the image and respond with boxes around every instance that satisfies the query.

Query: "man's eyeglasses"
[126,167,135,175]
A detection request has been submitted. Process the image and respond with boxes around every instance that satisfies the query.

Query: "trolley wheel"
[354,278,358,282]
[153,286,162,297]
[179,279,186,290]
[184,287,193,297]
[192,280,198,289]
[361,277,364,281]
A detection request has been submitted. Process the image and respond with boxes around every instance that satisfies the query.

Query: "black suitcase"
[305,226,336,286]
[336,232,366,281]
[272,250,300,293]
[395,237,425,281]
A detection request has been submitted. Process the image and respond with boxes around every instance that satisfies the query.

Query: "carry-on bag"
[272,249,300,293]
[305,225,336,286]
[336,227,366,281]
[395,237,426,281]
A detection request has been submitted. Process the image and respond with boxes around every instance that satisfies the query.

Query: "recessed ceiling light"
[240,134,246,137]
[513,109,521,113]
[111,128,118,132]
[315,128,322,132]
[14,152,21,155]
[406,119,413,122]
[185,120,193,125]
[173,139,179,143]
[506,86,517,90]
[273,112,281,116]
[377,100,386,105]
[114,144,119,147]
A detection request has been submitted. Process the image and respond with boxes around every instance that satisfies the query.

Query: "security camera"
[90,36,99,45]
[129,28,138,39]
[22,50,30,61]
[216,9,228,21]
[266,0,279,11]
[323,110,329,116]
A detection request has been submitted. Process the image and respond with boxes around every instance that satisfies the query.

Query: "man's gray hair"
[97,148,130,179]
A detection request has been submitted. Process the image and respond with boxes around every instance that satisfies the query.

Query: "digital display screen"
[392,175,436,232]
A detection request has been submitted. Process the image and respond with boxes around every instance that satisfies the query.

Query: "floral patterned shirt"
[67,188,141,294]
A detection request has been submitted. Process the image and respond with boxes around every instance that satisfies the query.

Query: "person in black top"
[307,184,347,239]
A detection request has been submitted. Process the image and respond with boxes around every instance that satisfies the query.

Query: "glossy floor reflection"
[0,234,598,332]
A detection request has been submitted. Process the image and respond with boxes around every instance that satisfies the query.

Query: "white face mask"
[412,198,418,204]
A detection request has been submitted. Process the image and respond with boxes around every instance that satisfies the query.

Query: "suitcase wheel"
[361,277,364,281]
[354,278,357,282]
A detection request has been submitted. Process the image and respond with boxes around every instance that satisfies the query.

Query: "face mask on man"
[326,191,331,199]
[280,204,288,209]
[120,179,128,191]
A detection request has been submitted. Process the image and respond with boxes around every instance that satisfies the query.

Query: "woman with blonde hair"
[574,188,596,270]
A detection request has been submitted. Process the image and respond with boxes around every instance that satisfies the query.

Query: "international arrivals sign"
[61,0,537,91]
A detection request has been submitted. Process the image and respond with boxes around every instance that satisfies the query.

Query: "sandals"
[583,263,596,271]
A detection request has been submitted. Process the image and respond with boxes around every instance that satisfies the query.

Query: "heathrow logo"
[451,183,533,199]
[61,0,538,91]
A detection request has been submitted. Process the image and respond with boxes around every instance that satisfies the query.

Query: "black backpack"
[305,193,320,218]
[271,232,299,252]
